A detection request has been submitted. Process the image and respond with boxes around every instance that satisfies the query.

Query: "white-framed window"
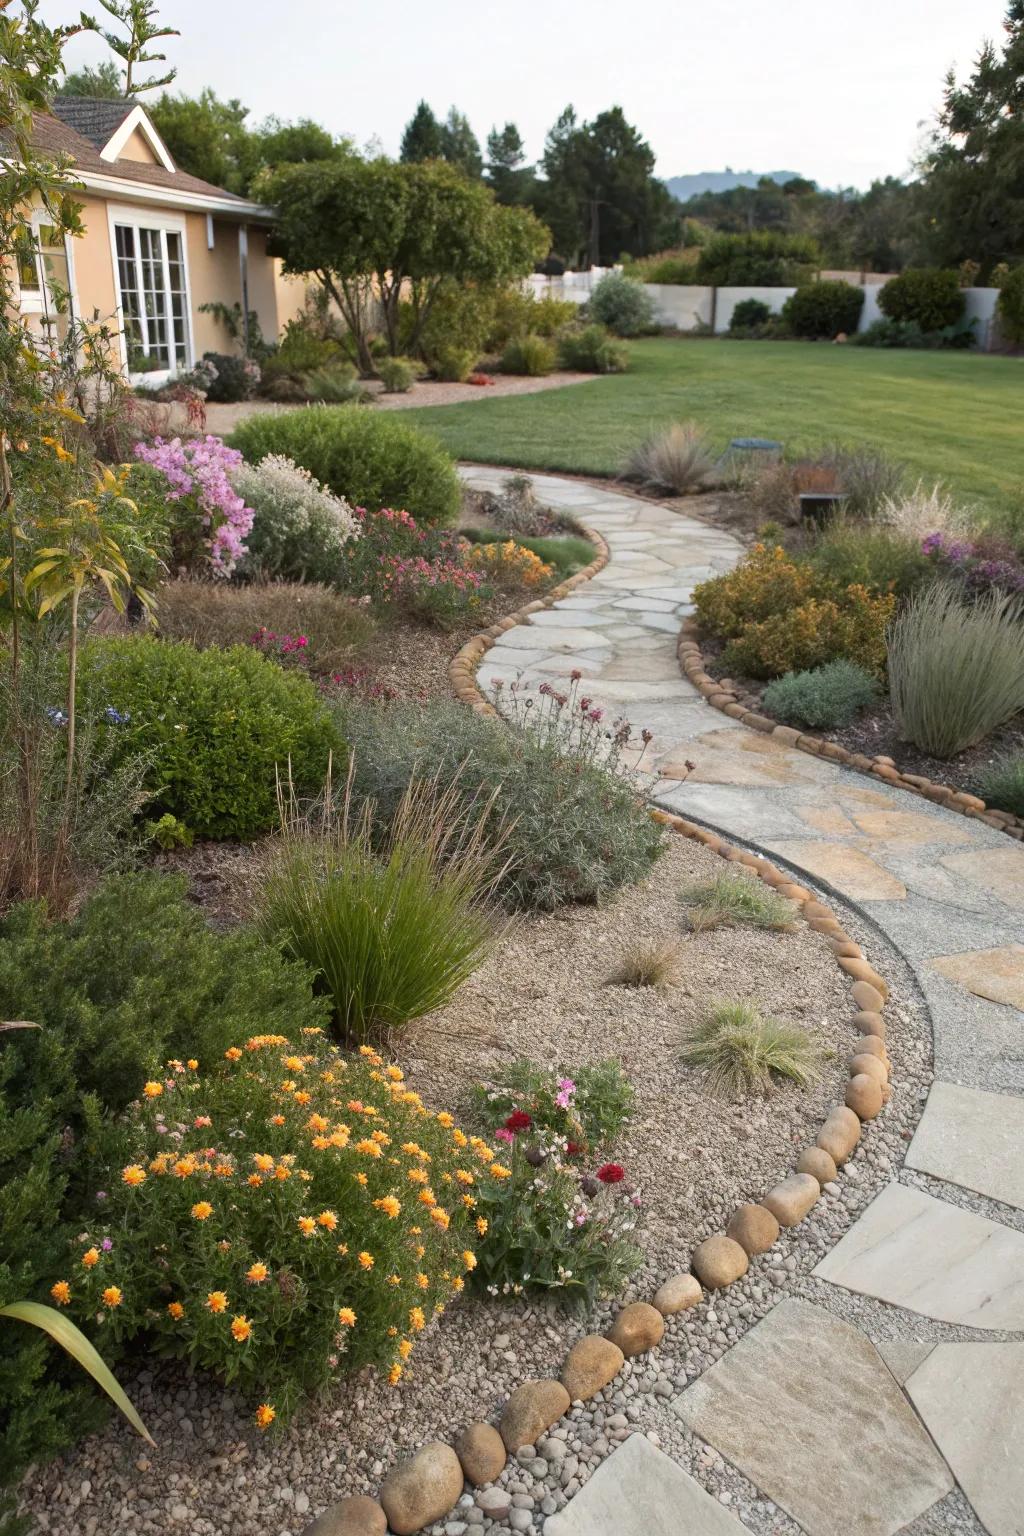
[108,205,193,382]
[16,212,77,345]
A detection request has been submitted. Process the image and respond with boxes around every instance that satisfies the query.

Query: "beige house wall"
[115,127,159,165]
[70,192,119,324]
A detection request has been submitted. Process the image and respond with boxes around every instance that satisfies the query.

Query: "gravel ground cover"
[20,834,931,1536]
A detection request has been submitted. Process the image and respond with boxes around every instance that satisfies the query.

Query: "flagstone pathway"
[460,466,1024,1536]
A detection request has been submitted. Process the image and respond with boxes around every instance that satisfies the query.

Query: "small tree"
[400,100,444,162]
[81,0,178,94]
[262,157,550,372]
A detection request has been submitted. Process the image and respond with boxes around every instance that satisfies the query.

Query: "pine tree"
[486,122,533,203]
[440,107,482,178]
[399,100,444,162]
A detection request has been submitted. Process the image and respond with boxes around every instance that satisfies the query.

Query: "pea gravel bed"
[21,835,932,1536]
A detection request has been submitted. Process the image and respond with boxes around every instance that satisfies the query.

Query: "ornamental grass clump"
[469,1060,640,1306]
[622,420,715,494]
[56,1038,485,1424]
[887,583,1024,757]
[679,1002,822,1099]
[976,755,1024,819]
[607,937,685,989]
[680,871,796,932]
[259,776,509,1043]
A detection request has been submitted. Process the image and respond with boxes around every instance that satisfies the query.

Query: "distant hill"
[665,170,803,202]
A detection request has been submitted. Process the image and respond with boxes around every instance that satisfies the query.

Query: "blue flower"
[104,706,131,725]
[45,706,68,727]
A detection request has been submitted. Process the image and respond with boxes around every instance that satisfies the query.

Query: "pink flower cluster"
[134,435,254,576]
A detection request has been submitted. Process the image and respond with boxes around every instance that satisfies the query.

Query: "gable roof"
[20,103,272,220]
[52,97,134,150]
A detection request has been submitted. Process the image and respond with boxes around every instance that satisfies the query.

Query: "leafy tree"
[919,2,1024,272]
[261,156,549,372]
[80,0,177,94]
[148,87,256,192]
[400,99,444,161]
[486,121,534,204]
[256,116,349,170]
[440,107,482,178]
[60,57,122,97]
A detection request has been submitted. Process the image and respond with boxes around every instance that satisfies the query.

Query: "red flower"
[565,1141,583,1159]
[504,1110,533,1133]
[596,1163,625,1184]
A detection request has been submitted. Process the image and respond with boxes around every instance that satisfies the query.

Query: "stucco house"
[15,97,299,385]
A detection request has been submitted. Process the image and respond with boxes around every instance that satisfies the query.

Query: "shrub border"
[315,528,898,1536]
[676,616,1024,842]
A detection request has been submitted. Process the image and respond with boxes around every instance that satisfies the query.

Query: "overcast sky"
[52,0,1008,189]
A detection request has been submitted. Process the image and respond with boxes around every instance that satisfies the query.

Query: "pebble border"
[303,534,899,1535]
[676,616,1024,842]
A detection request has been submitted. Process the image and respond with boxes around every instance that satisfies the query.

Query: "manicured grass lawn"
[410,339,1023,520]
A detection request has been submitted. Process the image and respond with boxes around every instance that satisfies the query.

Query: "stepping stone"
[672,1298,952,1536]
[939,845,1024,910]
[905,1343,1024,1536]
[499,626,613,651]
[765,840,908,901]
[931,945,1024,1010]
[906,1081,1024,1210]
[543,1432,749,1536]
[812,1181,1024,1329]
[875,1339,934,1385]
[848,807,971,847]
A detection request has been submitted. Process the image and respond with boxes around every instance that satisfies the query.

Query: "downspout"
[238,223,250,354]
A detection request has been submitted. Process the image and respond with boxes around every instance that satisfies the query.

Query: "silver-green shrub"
[234,454,359,584]
[763,659,879,730]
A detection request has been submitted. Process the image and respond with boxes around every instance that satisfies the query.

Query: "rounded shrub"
[996,265,1024,346]
[78,636,343,839]
[558,323,629,373]
[588,272,655,337]
[728,298,771,332]
[762,660,879,730]
[234,455,359,584]
[229,406,460,528]
[783,280,864,339]
[500,333,556,376]
[878,269,964,331]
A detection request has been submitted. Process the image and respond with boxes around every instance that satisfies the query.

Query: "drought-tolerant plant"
[819,444,906,520]
[500,333,556,376]
[259,777,507,1043]
[154,577,375,673]
[134,435,255,576]
[58,1038,482,1424]
[477,474,580,538]
[782,280,864,339]
[887,584,1024,757]
[762,660,879,730]
[720,586,894,679]
[607,937,684,988]
[229,407,460,528]
[694,545,817,639]
[679,1001,822,1099]
[233,455,359,585]
[680,872,796,932]
[463,528,594,577]
[878,269,964,331]
[485,289,577,349]
[376,356,420,394]
[920,532,1024,601]
[464,539,554,591]
[976,755,1024,818]
[342,507,486,630]
[587,272,654,337]
[469,1063,641,1305]
[880,481,973,542]
[77,637,342,839]
[199,352,261,403]
[340,691,664,911]
[807,519,933,598]
[558,322,629,373]
[622,420,715,494]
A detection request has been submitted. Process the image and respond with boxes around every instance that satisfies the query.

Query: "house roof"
[18,102,272,220]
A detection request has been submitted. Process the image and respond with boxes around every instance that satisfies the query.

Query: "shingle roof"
[51,96,133,150]
[17,105,265,213]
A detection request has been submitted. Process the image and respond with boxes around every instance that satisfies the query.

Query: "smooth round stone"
[475,1487,512,1519]
[838,958,889,998]
[379,1443,463,1536]
[652,1273,703,1316]
[499,1380,570,1452]
[796,1147,838,1186]
[847,1073,884,1120]
[605,1302,665,1358]
[560,1335,624,1401]
[761,1173,819,1227]
[851,980,885,1014]
[850,1052,888,1085]
[852,1011,886,1039]
[691,1234,749,1289]
[854,1035,888,1062]
[301,1496,387,1536]
[726,1202,780,1256]
[455,1422,506,1486]
[817,1105,861,1166]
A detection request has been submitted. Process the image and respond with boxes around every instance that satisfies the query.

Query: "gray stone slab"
[497,626,613,651]
[543,1432,749,1536]
[907,1081,1024,1211]
[905,1344,1024,1536]
[875,1339,934,1385]
[812,1181,1024,1329]
[672,1299,952,1536]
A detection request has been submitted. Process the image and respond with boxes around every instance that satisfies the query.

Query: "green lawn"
[409,339,1023,519]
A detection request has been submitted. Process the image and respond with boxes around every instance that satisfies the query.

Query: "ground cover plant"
[460,527,594,578]
[762,660,879,731]
[407,339,1022,520]
[680,871,796,932]
[679,1001,822,1099]
[229,407,461,528]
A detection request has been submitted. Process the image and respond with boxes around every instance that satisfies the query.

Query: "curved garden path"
[460,465,1024,1536]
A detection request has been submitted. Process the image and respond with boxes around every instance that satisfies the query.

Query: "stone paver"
[905,1344,1024,1536]
[543,1432,750,1536]
[812,1180,1024,1328]
[907,1081,1024,1211]
[458,466,1024,1536]
[672,1299,952,1536]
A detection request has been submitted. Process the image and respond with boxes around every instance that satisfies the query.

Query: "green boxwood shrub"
[500,333,556,376]
[783,280,864,338]
[78,636,343,839]
[878,269,964,331]
[587,272,655,337]
[762,660,879,730]
[728,298,771,332]
[558,323,629,373]
[229,406,460,527]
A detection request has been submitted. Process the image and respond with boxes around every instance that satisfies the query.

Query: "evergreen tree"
[440,107,482,178]
[486,121,533,203]
[400,99,444,162]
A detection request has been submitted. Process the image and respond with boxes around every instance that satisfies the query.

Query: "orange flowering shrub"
[465,539,555,591]
[693,545,817,640]
[721,586,895,679]
[58,1036,489,1424]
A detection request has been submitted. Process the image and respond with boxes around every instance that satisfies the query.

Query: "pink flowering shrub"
[343,507,488,630]
[134,435,254,576]
[249,627,312,669]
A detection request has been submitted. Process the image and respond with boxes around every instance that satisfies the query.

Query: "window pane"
[15,230,39,290]
[165,231,189,367]
[138,227,169,367]
[114,225,146,365]
[113,222,188,373]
